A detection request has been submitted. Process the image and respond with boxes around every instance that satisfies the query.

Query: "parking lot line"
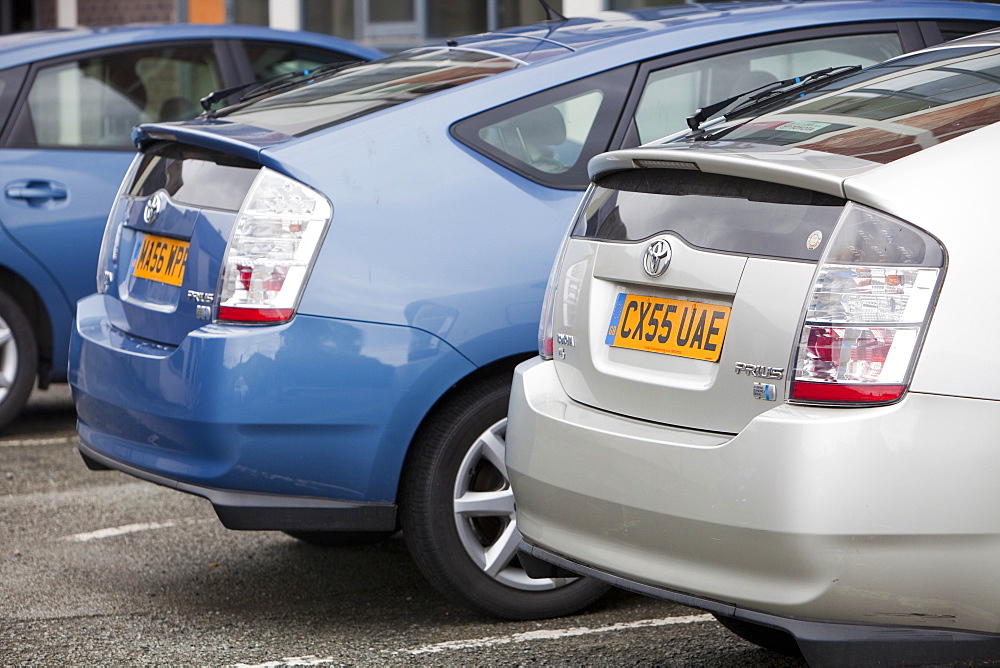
[61,518,212,542]
[0,436,76,447]
[232,614,714,667]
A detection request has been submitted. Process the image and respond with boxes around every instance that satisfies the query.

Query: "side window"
[10,44,221,150]
[478,89,604,175]
[633,33,904,145]
[451,66,636,190]
[243,41,359,80]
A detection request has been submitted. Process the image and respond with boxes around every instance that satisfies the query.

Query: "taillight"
[790,203,944,405]
[216,168,332,324]
[96,155,144,294]
[539,190,590,359]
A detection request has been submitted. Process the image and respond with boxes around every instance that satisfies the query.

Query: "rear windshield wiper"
[199,61,358,114]
[685,64,863,131]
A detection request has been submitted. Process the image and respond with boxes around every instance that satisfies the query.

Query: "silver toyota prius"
[506,28,1000,665]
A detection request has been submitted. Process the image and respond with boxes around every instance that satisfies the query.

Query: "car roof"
[133,0,1000,160]
[0,23,383,66]
[444,0,1000,63]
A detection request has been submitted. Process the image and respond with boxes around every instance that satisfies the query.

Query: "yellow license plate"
[131,233,190,287]
[605,293,731,362]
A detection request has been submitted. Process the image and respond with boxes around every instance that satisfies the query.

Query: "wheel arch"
[394,351,535,505]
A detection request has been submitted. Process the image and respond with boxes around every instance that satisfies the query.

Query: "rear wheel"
[400,374,609,620]
[0,291,36,431]
[713,614,802,657]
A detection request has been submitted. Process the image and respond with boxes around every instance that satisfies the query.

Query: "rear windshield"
[129,143,259,211]
[219,48,519,137]
[706,45,1000,164]
[573,169,844,262]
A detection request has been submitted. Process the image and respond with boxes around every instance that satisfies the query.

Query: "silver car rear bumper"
[507,357,1000,641]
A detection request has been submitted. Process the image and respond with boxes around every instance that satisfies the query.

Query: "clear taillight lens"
[790,203,944,405]
[216,168,332,324]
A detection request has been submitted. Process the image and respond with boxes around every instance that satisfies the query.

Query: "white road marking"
[395,615,715,655]
[0,436,76,447]
[62,518,212,542]
[231,614,715,667]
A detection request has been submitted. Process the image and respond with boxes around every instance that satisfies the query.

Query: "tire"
[0,291,36,431]
[713,614,802,657]
[284,531,396,547]
[399,374,610,620]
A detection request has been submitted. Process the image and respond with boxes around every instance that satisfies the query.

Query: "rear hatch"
[552,147,863,434]
[98,136,263,346]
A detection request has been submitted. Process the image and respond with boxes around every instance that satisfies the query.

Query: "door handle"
[5,180,68,203]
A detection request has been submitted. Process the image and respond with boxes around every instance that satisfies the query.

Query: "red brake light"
[789,203,944,406]
[216,169,331,324]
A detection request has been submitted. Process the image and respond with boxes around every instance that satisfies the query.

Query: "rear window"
[707,45,1000,164]
[219,48,519,137]
[574,169,844,262]
[129,143,259,211]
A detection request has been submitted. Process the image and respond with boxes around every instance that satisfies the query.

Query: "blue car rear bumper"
[70,293,476,531]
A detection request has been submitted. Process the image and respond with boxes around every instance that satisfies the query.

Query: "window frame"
[918,19,1000,45]
[0,65,28,140]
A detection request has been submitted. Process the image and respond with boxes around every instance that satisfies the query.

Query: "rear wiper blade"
[199,61,357,113]
[685,64,863,131]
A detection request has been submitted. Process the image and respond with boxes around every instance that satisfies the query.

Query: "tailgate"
[100,142,261,346]
[553,160,848,434]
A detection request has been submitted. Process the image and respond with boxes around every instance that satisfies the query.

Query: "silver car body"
[507,31,1000,664]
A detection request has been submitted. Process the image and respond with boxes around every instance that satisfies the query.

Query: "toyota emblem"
[642,238,672,277]
[143,192,164,225]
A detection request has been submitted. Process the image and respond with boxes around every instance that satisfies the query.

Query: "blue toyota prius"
[70,1,1000,620]
[0,23,381,429]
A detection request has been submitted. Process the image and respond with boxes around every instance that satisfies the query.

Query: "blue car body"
[70,1,1000,617]
[0,24,380,426]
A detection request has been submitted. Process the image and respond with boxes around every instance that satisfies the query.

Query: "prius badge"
[143,192,164,225]
[642,238,672,277]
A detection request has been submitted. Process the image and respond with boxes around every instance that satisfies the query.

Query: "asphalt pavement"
[1,384,806,666]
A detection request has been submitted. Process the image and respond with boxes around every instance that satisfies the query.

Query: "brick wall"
[35,0,179,28]
[78,0,177,25]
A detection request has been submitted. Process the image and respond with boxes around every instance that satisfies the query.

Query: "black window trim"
[0,65,28,142]
[923,19,1000,44]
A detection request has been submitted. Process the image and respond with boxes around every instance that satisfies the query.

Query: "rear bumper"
[507,357,1000,640]
[522,542,1000,667]
[78,440,396,531]
[70,293,475,529]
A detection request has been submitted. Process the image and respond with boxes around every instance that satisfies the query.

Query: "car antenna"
[538,0,567,21]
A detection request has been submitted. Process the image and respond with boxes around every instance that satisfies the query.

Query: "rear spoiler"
[588,143,879,199]
[132,119,294,165]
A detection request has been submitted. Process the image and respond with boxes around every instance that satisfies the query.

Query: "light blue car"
[70,1,1000,621]
[0,24,380,428]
